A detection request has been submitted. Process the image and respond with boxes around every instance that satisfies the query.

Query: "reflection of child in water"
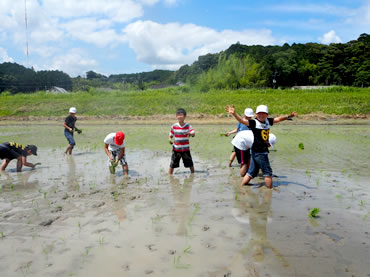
[231,187,289,267]
[169,174,194,235]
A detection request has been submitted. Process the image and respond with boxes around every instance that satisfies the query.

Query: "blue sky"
[0,0,369,77]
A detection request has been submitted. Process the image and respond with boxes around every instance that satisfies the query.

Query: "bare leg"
[241,175,252,186]
[168,167,174,175]
[229,152,236,167]
[239,159,251,177]
[239,164,247,177]
[265,176,273,189]
[0,159,10,171]
[190,166,194,174]
[123,164,129,177]
[16,158,23,172]
[65,145,73,155]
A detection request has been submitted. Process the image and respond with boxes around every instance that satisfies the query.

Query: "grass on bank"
[0,86,369,117]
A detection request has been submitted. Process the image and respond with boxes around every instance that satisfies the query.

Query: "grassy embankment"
[0,86,369,117]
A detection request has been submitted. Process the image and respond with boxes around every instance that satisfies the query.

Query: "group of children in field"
[1,104,297,188]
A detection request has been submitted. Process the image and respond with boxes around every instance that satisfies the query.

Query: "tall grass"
[0,86,369,116]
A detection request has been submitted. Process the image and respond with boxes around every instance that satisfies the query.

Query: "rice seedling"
[10,184,14,190]
[298,143,304,150]
[77,221,81,232]
[98,236,104,246]
[0,232,4,239]
[308,208,320,218]
[362,212,370,221]
[173,255,191,269]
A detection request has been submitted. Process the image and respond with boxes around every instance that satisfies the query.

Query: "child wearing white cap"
[225,107,254,167]
[63,107,82,155]
[226,104,297,188]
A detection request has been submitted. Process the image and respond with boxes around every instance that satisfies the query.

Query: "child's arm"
[225,105,250,126]
[20,156,35,170]
[168,136,173,144]
[273,112,298,124]
[104,144,114,160]
[63,122,72,133]
[117,147,125,162]
[225,128,238,136]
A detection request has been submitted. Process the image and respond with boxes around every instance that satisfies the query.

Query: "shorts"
[234,146,251,165]
[108,149,127,166]
[64,130,76,146]
[0,145,20,160]
[170,150,193,168]
[247,151,272,178]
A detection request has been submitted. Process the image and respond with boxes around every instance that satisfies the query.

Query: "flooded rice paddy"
[0,123,369,277]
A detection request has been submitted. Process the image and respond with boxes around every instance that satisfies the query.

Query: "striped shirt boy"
[169,123,195,152]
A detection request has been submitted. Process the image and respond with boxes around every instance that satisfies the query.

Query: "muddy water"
[0,123,369,277]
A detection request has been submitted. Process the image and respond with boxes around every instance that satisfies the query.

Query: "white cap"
[69,107,77,113]
[269,133,277,148]
[256,105,268,114]
[244,108,254,117]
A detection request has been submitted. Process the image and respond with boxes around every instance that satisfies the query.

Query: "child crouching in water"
[104,131,128,176]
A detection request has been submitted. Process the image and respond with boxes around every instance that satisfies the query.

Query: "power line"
[24,0,29,66]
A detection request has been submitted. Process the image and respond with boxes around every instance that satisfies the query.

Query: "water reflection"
[65,155,79,191]
[0,170,38,189]
[169,174,194,235]
[230,187,289,270]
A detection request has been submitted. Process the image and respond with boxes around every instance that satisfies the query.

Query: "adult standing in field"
[225,104,297,188]
[64,107,82,155]
[225,108,254,167]
[0,142,38,172]
[104,131,128,176]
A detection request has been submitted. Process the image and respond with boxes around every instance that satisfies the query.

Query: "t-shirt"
[104,133,125,151]
[248,118,274,152]
[65,115,77,132]
[231,130,254,150]
[2,142,28,158]
[169,123,195,152]
[237,122,250,132]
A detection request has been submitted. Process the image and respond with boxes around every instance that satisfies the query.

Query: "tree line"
[0,33,368,94]
[0,63,72,93]
[176,33,369,90]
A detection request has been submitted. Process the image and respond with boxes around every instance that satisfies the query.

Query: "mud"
[0,124,369,277]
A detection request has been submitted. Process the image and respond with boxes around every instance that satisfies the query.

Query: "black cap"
[176,108,187,116]
[27,145,38,156]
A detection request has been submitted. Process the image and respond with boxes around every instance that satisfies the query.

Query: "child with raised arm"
[104,131,128,176]
[168,108,195,175]
[226,104,297,188]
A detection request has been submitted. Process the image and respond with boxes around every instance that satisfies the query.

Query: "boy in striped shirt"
[168,108,195,175]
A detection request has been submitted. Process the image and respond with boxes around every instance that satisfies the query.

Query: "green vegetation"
[298,143,305,150]
[308,208,321,218]
[0,86,369,117]
[1,34,368,93]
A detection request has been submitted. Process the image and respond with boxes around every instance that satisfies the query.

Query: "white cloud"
[0,47,14,62]
[123,20,276,69]
[62,18,126,47]
[319,30,342,44]
[48,49,98,77]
